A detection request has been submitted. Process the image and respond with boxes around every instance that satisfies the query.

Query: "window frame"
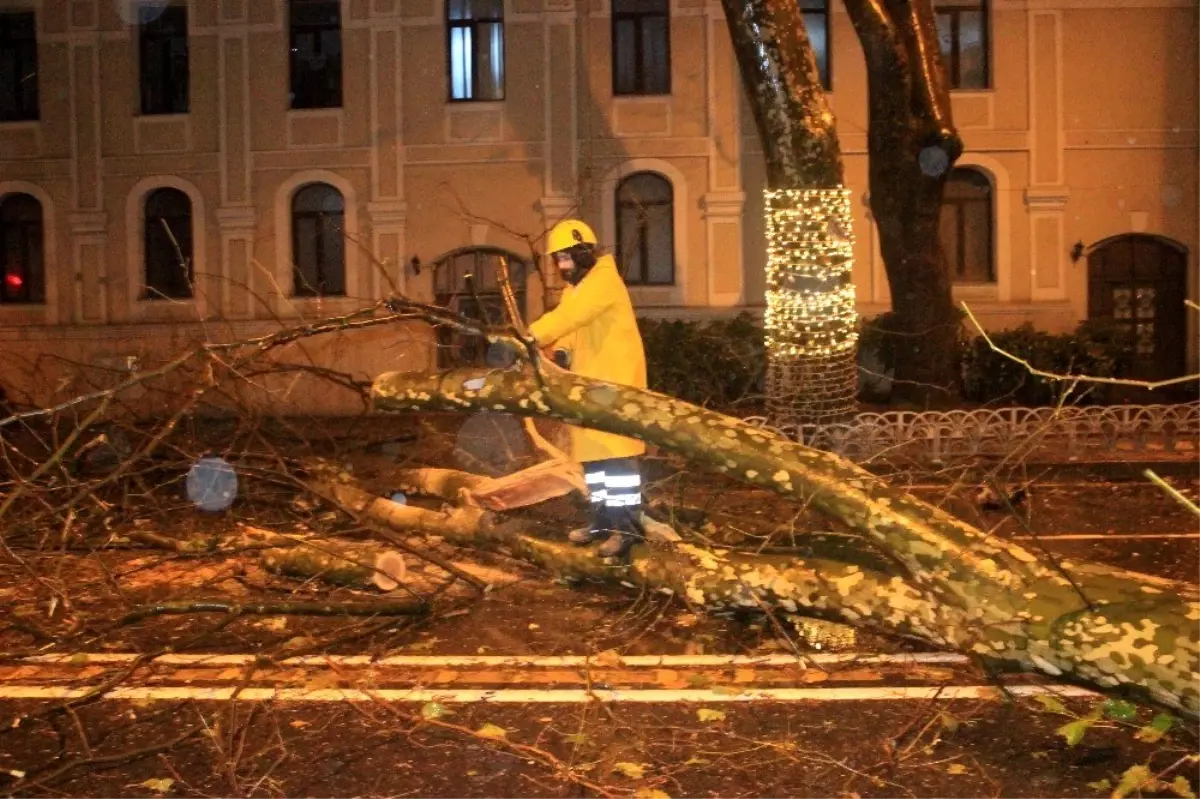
[138,3,190,116]
[0,11,39,122]
[0,193,44,304]
[290,182,347,298]
[611,0,671,97]
[142,187,194,300]
[615,171,675,286]
[941,167,995,284]
[446,0,506,102]
[933,0,991,90]
[288,0,344,110]
[799,0,832,91]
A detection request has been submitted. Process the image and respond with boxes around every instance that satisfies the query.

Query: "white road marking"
[15,652,972,668]
[0,684,1099,704]
[1012,533,1199,541]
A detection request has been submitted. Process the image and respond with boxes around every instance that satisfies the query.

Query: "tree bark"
[719,0,859,428]
[370,364,1200,718]
[844,0,965,405]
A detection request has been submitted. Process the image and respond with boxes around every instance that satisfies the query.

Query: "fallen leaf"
[475,723,508,740]
[696,708,726,723]
[1102,698,1138,722]
[421,702,454,720]
[613,762,647,779]
[1113,765,1155,799]
[947,763,968,775]
[6,769,25,779]
[1171,775,1197,799]
[289,719,310,728]
[633,789,671,799]
[1134,713,1175,743]
[593,649,622,667]
[259,617,288,632]
[563,733,588,745]
[140,778,174,793]
[684,756,709,766]
[1056,717,1095,746]
[1086,778,1111,791]
[538,716,553,723]
[686,673,712,689]
[528,623,540,630]
[1033,694,1070,715]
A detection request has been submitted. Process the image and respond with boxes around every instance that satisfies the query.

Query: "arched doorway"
[1087,234,1189,384]
[431,246,530,367]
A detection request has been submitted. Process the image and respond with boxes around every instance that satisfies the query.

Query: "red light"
[4,273,22,290]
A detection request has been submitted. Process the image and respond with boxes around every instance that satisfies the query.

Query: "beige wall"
[0,0,1196,412]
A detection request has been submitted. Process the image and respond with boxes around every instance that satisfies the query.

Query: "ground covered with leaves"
[1,411,1197,797]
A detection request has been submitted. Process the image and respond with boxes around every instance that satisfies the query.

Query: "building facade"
[0,0,1196,412]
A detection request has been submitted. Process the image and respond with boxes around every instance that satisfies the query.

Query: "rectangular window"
[139,5,189,115]
[934,0,989,90]
[0,12,38,122]
[447,0,504,101]
[800,0,831,91]
[612,0,670,96]
[289,0,342,109]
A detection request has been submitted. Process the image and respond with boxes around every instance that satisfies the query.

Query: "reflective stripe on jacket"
[528,254,648,463]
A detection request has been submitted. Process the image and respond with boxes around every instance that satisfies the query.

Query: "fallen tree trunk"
[370,363,1200,718]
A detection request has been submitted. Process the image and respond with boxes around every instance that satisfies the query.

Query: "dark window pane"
[143,188,193,299]
[940,168,994,283]
[802,10,830,89]
[933,0,989,89]
[615,172,675,285]
[613,19,637,94]
[291,183,346,297]
[0,12,39,122]
[0,193,44,303]
[641,16,670,93]
[612,1,670,95]
[139,5,189,115]
[957,10,986,89]
[614,0,667,11]
[961,200,992,281]
[290,0,342,109]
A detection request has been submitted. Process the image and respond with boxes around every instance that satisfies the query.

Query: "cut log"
[260,543,407,591]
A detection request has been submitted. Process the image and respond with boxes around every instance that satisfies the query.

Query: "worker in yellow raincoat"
[527,218,648,559]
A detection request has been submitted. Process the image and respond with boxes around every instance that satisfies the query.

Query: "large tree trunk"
[844,0,966,405]
[720,0,860,430]
[370,363,1200,718]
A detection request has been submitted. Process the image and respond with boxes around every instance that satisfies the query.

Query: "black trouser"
[582,456,642,534]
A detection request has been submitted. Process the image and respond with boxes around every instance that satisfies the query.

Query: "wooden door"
[432,247,529,367]
[1087,234,1189,383]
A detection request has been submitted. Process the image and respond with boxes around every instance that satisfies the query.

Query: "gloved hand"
[552,349,571,369]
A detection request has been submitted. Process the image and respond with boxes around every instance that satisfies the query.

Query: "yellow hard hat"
[546,219,598,255]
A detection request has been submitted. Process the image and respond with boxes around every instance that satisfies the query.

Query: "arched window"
[143,187,193,299]
[0,193,44,304]
[615,171,674,285]
[940,167,994,283]
[291,182,345,296]
[432,246,528,366]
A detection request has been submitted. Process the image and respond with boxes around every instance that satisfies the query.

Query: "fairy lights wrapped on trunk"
[763,187,859,432]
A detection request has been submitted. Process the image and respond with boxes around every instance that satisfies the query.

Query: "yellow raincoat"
[528,253,647,464]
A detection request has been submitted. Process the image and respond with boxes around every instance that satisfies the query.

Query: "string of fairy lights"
[762,187,859,359]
